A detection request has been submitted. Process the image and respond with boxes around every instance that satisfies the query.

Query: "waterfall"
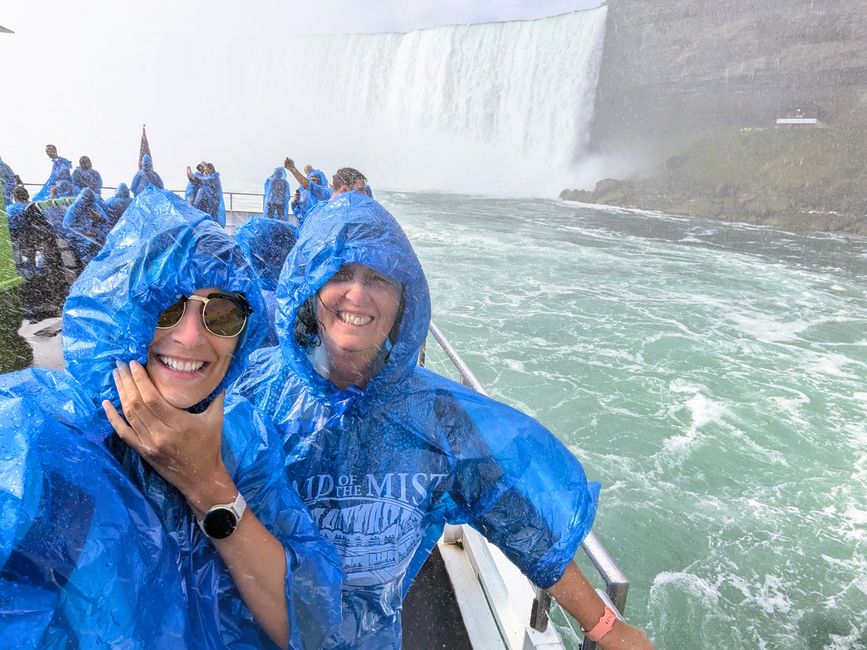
[1,8,608,197]
[252,8,608,196]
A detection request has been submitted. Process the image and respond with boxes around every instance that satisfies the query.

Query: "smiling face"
[146,288,240,408]
[315,264,401,387]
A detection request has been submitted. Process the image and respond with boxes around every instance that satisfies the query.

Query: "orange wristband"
[586,605,617,642]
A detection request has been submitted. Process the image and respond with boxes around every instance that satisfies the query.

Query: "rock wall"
[589,0,867,157]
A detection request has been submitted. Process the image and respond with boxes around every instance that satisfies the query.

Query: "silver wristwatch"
[198,492,247,540]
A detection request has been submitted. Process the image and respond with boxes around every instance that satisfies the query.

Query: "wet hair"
[332,167,367,190]
[13,184,29,202]
[294,296,321,350]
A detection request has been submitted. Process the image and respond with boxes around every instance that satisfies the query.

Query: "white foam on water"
[503,358,525,373]
[826,630,867,650]
[659,391,727,464]
[650,571,721,605]
[804,353,860,379]
[768,394,811,427]
[725,310,810,343]
[725,573,793,614]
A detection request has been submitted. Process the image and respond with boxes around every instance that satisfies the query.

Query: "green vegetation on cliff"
[563,127,867,235]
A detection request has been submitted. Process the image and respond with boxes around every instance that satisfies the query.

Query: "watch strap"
[585,605,617,642]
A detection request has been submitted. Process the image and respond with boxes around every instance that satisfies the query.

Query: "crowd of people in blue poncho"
[0,142,654,649]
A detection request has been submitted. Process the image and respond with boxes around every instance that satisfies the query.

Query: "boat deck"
[404,546,473,649]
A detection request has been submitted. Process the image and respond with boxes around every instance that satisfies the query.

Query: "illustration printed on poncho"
[295,471,447,586]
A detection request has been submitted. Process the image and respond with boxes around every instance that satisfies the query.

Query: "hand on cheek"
[102,359,233,513]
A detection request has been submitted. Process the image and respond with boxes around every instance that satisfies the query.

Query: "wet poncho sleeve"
[430,381,600,588]
[0,369,192,648]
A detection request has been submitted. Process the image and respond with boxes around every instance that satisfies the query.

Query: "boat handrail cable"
[422,320,630,647]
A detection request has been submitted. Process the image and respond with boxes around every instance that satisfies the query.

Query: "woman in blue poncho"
[232,193,653,649]
[71,156,103,195]
[104,182,132,228]
[187,162,227,227]
[283,159,332,220]
[0,187,342,649]
[264,167,290,220]
[62,187,111,265]
[130,153,164,196]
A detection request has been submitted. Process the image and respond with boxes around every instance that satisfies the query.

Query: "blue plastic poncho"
[71,162,102,195]
[33,155,72,201]
[0,187,342,649]
[5,201,25,238]
[32,198,79,263]
[264,168,290,220]
[62,188,111,265]
[103,183,132,228]
[232,193,600,648]
[0,370,193,648]
[234,216,297,347]
[63,187,344,648]
[184,170,201,204]
[51,178,75,199]
[295,169,331,220]
[190,171,226,227]
[130,154,164,196]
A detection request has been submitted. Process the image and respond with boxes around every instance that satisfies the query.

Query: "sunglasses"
[156,293,252,338]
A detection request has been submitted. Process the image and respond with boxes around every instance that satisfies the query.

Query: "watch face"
[203,507,238,539]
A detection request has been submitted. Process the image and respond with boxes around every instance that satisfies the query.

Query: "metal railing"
[422,320,630,650]
[21,183,265,213]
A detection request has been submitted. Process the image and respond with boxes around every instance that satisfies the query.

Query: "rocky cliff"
[562,126,867,235]
[571,0,867,235]
[590,0,867,157]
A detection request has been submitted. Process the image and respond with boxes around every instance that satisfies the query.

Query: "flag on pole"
[139,124,151,169]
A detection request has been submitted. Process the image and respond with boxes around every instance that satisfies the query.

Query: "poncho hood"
[274,192,430,400]
[63,187,268,408]
[307,169,327,185]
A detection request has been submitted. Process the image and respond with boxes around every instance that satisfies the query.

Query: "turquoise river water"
[375,190,867,650]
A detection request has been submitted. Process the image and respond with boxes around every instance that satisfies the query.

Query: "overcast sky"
[2,0,603,37]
